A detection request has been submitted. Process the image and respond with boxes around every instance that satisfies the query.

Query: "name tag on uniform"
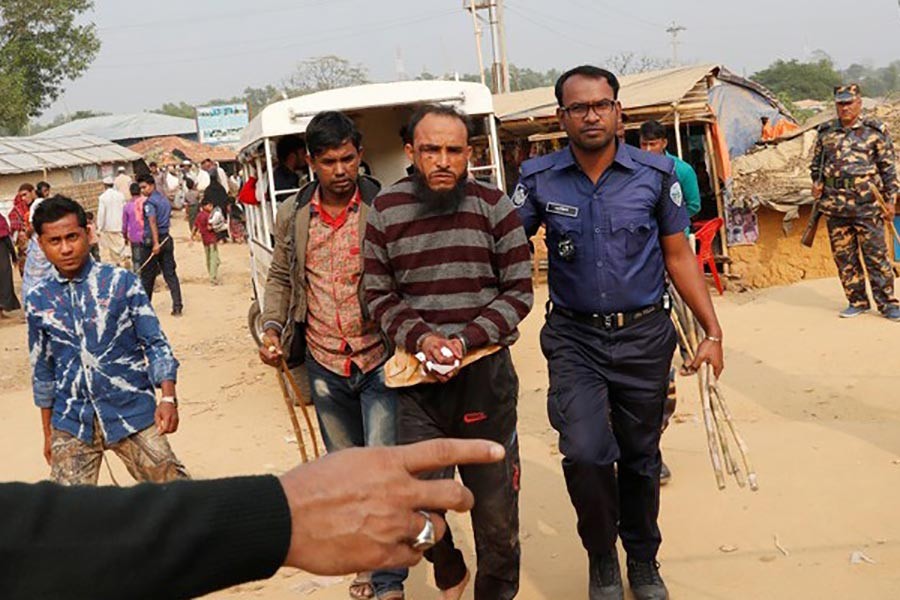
[546,202,579,218]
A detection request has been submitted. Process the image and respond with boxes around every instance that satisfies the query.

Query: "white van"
[237,80,504,344]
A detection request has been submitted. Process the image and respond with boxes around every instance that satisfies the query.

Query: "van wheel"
[248,300,265,348]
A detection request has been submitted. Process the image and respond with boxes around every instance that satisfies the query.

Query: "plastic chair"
[692,218,725,295]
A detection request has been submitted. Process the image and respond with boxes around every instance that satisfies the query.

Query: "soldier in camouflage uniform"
[810,84,900,321]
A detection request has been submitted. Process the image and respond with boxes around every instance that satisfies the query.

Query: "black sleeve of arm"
[0,475,291,600]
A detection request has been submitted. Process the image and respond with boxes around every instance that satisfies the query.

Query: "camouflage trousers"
[50,422,190,486]
[826,216,899,312]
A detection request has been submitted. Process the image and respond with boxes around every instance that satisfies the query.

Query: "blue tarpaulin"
[708,82,790,160]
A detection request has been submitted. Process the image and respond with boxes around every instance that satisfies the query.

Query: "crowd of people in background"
[1,157,248,321]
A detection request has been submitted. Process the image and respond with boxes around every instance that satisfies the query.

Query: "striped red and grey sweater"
[364,177,534,354]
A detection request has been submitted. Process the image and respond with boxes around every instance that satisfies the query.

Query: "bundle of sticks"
[669,289,758,491]
[275,359,322,463]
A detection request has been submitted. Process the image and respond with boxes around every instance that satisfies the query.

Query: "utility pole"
[665,21,686,65]
[465,0,487,86]
[463,0,510,94]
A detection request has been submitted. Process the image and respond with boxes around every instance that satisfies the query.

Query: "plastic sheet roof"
[33,113,197,142]
[0,134,141,175]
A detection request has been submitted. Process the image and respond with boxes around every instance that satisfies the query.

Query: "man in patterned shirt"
[25,196,188,486]
[259,112,407,600]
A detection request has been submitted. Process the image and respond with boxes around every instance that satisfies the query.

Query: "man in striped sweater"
[364,104,534,600]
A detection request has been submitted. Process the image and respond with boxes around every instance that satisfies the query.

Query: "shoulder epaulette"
[862,117,889,135]
[817,119,839,133]
[520,151,559,178]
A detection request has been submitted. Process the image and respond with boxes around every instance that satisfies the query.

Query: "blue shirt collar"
[53,256,95,284]
[555,141,637,172]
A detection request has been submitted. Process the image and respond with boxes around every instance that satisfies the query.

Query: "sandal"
[349,572,374,600]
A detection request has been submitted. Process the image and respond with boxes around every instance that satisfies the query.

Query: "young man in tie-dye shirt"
[25,195,188,485]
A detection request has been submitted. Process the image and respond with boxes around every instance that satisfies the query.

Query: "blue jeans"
[305,353,407,596]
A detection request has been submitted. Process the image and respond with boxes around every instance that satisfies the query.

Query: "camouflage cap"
[834,84,861,103]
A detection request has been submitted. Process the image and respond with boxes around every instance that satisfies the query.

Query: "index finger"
[397,439,505,475]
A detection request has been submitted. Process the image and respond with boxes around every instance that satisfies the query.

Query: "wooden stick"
[136,236,171,274]
[670,312,697,363]
[699,364,725,489]
[280,360,321,459]
[711,383,759,491]
[275,367,308,462]
[870,186,900,246]
[707,369,740,482]
[709,381,746,488]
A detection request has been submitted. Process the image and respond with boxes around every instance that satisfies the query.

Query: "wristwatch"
[159,396,178,406]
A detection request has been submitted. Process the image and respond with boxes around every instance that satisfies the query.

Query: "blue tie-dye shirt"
[25,258,179,444]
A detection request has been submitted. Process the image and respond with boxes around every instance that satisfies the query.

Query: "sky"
[41,0,900,122]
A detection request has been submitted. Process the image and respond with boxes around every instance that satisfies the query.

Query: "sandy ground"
[2,220,900,600]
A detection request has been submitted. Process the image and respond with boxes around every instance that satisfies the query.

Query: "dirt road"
[2,225,898,599]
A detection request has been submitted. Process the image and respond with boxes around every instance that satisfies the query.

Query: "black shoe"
[171,307,183,316]
[660,461,671,486]
[589,551,624,600]
[627,559,668,600]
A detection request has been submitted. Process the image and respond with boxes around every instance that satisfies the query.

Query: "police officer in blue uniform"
[515,66,725,600]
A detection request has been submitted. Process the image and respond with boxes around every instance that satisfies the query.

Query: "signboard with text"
[196,103,250,146]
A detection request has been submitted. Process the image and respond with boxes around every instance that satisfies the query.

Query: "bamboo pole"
[699,364,725,489]
[711,383,758,491]
[275,367,309,462]
[280,360,321,460]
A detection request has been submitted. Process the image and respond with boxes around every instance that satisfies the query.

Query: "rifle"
[801,142,828,247]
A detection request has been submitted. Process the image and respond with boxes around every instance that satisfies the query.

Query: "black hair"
[137,173,155,186]
[406,104,473,144]
[276,135,304,163]
[638,120,667,141]
[86,211,94,220]
[201,196,213,205]
[32,195,87,235]
[554,65,620,105]
[36,181,51,196]
[305,111,363,159]
[148,161,158,168]
[129,182,140,196]
[185,177,195,190]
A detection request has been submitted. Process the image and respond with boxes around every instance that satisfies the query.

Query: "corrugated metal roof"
[0,134,141,175]
[493,64,721,121]
[33,113,197,142]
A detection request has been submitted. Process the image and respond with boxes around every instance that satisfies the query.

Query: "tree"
[0,0,100,134]
[153,101,196,120]
[29,109,109,134]
[751,59,842,101]
[605,52,671,76]
[287,55,368,93]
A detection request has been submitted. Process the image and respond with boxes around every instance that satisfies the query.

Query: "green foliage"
[0,0,100,134]
[153,101,196,120]
[751,58,842,101]
[841,61,900,98]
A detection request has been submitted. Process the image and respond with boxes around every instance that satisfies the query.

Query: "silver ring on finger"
[411,510,436,551]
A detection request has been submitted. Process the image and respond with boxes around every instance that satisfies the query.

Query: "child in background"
[192,197,221,285]
[85,212,100,261]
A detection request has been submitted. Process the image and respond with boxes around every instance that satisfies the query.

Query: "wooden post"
[704,123,730,272]
[673,106,684,159]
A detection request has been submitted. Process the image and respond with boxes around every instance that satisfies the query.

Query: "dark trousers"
[540,310,676,561]
[398,348,520,600]
[140,236,183,311]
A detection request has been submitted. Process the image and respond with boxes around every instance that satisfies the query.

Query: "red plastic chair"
[692,218,725,295]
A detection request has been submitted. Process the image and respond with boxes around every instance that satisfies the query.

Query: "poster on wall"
[726,205,759,246]
[196,103,250,146]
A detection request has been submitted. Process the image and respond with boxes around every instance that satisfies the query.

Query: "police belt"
[553,300,667,331]
[823,175,868,190]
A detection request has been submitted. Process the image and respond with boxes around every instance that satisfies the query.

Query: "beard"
[411,167,468,208]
